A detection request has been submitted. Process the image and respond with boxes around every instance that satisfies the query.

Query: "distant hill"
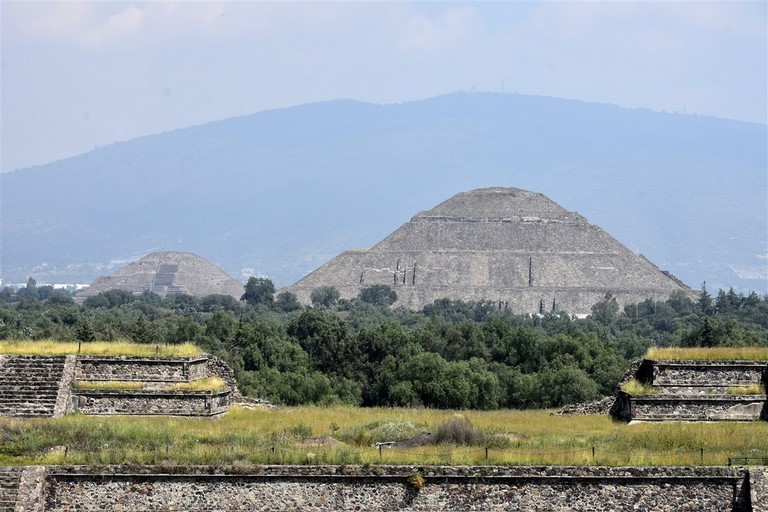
[1,92,766,294]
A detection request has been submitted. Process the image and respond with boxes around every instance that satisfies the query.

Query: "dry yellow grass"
[169,377,228,391]
[727,385,766,395]
[0,340,203,357]
[72,381,145,391]
[621,379,659,395]
[646,347,768,361]
[3,406,766,467]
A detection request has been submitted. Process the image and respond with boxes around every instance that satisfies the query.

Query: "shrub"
[407,472,425,490]
[432,417,485,446]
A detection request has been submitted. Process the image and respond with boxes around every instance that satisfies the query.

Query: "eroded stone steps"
[0,468,21,512]
[0,356,67,417]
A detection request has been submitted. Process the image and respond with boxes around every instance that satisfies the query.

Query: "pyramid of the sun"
[282,188,693,315]
[77,252,243,301]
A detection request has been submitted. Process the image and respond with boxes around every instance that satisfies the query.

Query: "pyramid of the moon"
[281,187,694,315]
[76,252,244,301]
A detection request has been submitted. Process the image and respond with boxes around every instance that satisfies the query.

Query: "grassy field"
[0,406,765,467]
[647,347,768,361]
[0,341,202,357]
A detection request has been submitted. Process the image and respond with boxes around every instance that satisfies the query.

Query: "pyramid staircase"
[0,356,67,418]
[613,359,768,421]
[0,468,20,512]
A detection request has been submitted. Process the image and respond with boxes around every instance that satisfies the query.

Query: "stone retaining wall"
[53,356,77,418]
[27,465,756,511]
[646,361,767,387]
[76,356,209,383]
[614,360,768,422]
[628,395,767,421]
[73,389,231,416]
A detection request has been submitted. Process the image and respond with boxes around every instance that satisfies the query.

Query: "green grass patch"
[621,379,659,396]
[0,406,766,467]
[726,385,766,395]
[0,340,203,357]
[646,347,768,361]
[169,377,228,392]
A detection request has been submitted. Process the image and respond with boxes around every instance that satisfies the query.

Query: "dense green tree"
[359,285,398,306]
[698,282,714,315]
[83,289,136,309]
[75,318,96,342]
[590,293,619,325]
[310,286,340,308]
[130,314,158,344]
[275,292,302,312]
[241,277,275,306]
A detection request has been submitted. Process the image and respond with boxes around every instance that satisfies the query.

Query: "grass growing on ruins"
[621,379,659,395]
[727,385,766,395]
[1,406,767,467]
[169,377,228,391]
[73,381,146,391]
[0,340,203,357]
[646,346,768,361]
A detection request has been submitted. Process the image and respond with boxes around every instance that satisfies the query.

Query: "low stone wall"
[614,360,768,422]
[32,465,756,511]
[628,395,767,421]
[76,356,209,383]
[73,389,231,416]
[645,361,767,387]
[613,392,768,422]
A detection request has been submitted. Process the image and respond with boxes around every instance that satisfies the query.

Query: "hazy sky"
[2,1,766,172]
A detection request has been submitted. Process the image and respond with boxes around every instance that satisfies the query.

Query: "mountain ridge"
[2,92,766,294]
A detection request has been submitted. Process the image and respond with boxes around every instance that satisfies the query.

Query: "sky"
[2,1,766,172]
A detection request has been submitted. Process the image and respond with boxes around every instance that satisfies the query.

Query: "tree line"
[1,278,766,409]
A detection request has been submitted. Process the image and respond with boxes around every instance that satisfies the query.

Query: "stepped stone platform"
[0,354,236,418]
[612,359,768,422]
[281,187,694,315]
[0,356,68,418]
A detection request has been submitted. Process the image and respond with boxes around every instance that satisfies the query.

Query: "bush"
[407,472,425,490]
[432,417,485,445]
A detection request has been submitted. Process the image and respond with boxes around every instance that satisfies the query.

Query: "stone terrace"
[0,354,235,418]
[613,359,768,422]
[0,356,68,418]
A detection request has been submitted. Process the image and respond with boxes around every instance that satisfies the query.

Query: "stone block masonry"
[75,356,209,383]
[9,465,753,511]
[74,389,230,416]
[0,354,235,418]
[614,359,768,422]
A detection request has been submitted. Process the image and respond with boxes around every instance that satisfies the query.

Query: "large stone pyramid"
[76,252,244,301]
[282,188,693,315]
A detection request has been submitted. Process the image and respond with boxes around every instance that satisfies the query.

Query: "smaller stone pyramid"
[76,252,243,301]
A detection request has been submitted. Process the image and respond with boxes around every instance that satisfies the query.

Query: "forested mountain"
[2,92,766,293]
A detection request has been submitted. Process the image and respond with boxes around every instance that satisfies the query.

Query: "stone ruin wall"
[613,360,768,422]
[75,356,210,383]
[73,389,231,416]
[69,355,234,417]
[10,465,758,512]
